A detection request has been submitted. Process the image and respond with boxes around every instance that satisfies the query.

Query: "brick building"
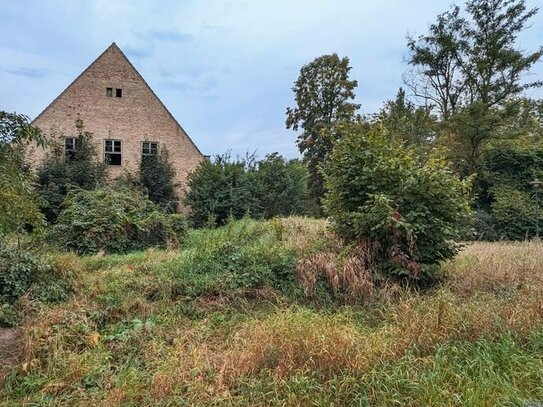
[27,42,204,209]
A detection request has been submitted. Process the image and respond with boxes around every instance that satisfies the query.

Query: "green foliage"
[36,118,107,223]
[185,153,308,228]
[251,153,308,219]
[51,187,186,254]
[472,139,543,240]
[324,125,471,281]
[374,87,436,150]
[491,186,537,240]
[406,0,542,184]
[0,112,46,237]
[178,219,298,293]
[0,245,42,304]
[140,149,179,213]
[184,154,259,228]
[0,244,76,326]
[286,54,360,209]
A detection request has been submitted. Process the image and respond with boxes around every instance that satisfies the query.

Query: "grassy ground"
[2,218,543,406]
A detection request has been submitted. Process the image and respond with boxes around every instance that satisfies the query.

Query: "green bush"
[476,140,543,240]
[184,153,309,228]
[252,153,308,219]
[0,244,76,326]
[184,154,260,228]
[50,187,185,254]
[491,186,538,240]
[324,125,471,282]
[140,150,179,213]
[0,245,42,304]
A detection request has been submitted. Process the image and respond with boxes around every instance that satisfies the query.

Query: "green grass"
[2,218,543,406]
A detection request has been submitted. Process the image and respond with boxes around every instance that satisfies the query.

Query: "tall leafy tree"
[286,54,360,210]
[407,0,542,177]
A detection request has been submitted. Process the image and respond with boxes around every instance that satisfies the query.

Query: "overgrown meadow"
[2,217,543,406]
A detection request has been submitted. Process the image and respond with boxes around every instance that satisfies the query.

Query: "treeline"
[281,0,543,241]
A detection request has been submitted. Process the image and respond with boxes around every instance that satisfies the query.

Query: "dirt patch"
[0,328,20,380]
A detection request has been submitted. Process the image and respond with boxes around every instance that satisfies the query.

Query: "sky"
[1,0,542,158]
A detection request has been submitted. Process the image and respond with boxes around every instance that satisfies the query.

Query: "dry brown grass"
[446,241,543,295]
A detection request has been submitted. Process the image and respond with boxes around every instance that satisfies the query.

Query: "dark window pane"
[116,88,122,97]
[105,153,122,165]
[106,87,113,97]
[65,138,75,151]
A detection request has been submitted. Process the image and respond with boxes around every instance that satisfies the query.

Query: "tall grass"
[3,219,543,405]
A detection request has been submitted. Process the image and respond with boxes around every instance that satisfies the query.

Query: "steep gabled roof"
[32,42,202,156]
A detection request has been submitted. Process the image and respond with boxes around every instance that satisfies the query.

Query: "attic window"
[106,87,113,97]
[116,88,122,97]
[104,139,122,166]
[142,142,158,157]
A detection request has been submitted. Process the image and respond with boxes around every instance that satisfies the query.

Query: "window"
[64,137,80,161]
[142,142,158,157]
[116,88,122,98]
[105,139,122,165]
[106,87,113,97]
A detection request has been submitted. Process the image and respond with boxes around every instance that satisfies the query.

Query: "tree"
[407,0,542,117]
[252,153,308,219]
[184,153,260,227]
[374,87,436,149]
[324,124,471,283]
[140,149,179,213]
[286,54,360,210]
[36,117,107,222]
[406,5,466,120]
[0,112,46,239]
[406,0,543,176]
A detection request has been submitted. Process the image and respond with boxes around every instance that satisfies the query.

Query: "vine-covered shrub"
[36,118,107,223]
[50,187,187,254]
[324,125,471,283]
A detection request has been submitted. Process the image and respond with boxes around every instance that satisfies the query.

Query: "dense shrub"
[184,153,309,227]
[184,154,260,227]
[0,244,76,326]
[0,245,42,304]
[36,118,107,223]
[491,186,537,240]
[50,187,187,254]
[476,140,543,240]
[140,150,179,213]
[252,153,308,219]
[324,125,471,282]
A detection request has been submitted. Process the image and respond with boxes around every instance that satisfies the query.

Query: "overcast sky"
[1,0,542,158]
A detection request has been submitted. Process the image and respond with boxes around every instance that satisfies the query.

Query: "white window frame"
[104,139,122,166]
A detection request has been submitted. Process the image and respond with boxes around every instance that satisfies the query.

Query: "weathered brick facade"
[28,42,204,210]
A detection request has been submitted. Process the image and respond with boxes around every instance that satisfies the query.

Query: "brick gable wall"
[28,43,204,211]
